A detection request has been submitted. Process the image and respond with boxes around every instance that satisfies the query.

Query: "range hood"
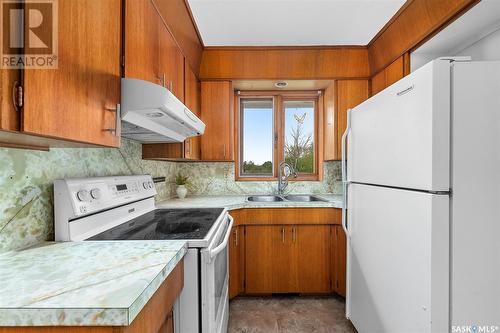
[120,78,205,143]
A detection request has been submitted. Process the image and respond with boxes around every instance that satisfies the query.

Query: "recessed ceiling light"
[275,81,288,88]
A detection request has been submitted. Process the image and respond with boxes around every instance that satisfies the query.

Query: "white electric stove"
[54,175,232,333]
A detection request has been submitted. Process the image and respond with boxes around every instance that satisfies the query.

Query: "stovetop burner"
[88,208,225,241]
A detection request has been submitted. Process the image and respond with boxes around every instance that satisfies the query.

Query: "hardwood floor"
[228,296,357,333]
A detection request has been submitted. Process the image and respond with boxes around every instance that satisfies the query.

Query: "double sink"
[247,195,327,202]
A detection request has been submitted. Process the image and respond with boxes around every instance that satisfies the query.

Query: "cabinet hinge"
[13,82,23,110]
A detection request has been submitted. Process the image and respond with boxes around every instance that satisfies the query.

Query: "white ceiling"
[187,0,406,46]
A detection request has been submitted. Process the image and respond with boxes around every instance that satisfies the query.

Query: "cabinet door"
[184,63,201,160]
[124,0,160,83]
[244,225,274,293]
[158,24,184,102]
[229,225,241,299]
[335,80,369,159]
[22,0,121,147]
[331,225,347,296]
[296,225,331,293]
[201,81,234,161]
[272,226,299,293]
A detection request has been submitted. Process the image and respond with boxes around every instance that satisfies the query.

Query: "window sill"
[235,175,320,182]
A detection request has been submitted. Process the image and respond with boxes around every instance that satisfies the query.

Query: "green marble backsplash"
[0,139,341,253]
[177,161,342,196]
[0,140,177,253]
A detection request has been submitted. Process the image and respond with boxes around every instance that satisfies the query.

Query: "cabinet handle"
[12,80,22,111]
[292,226,296,243]
[281,226,285,243]
[169,81,173,92]
[234,228,238,247]
[223,143,226,159]
[157,74,166,87]
[103,104,121,136]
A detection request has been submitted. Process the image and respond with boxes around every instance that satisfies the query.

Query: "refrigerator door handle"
[341,108,352,237]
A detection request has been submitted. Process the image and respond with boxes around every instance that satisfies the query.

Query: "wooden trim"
[368,0,480,75]
[366,0,415,47]
[204,45,368,51]
[182,0,205,47]
[235,91,322,181]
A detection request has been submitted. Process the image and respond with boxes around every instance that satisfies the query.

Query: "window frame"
[235,90,323,181]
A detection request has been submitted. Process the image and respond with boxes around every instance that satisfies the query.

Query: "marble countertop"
[156,194,343,210]
[0,240,187,326]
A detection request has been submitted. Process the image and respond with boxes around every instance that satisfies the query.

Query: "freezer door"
[347,184,449,333]
[347,60,450,192]
[450,61,500,328]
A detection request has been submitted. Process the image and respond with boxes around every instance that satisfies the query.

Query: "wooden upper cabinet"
[0,70,20,132]
[158,24,184,102]
[184,63,201,160]
[22,0,121,147]
[124,0,160,84]
[324,80,369,161]
[200,81,234,161]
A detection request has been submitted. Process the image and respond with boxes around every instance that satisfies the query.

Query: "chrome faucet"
[278,161,297,195]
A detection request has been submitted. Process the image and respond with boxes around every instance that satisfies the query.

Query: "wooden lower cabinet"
[243,224,332,295]
[331,225,347,297]
[297,225,331,293]
[228,208,345,297]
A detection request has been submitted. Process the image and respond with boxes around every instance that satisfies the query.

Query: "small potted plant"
[175,173,189,199]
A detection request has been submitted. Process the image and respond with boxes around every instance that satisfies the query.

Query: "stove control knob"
[90,188,102,199]
[143,182,149,189]
[76,190,90,202]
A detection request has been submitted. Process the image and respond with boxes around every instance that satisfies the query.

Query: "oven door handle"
[209,214,234,260]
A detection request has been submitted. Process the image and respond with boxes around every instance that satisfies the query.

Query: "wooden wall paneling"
[385,56,405,88]
[0,260,183,333]
[368,0,479,75]
[0,69,20,131]
[371,70,386,96]
[200,47,370,80]
[124,0,160,83]
[142,143,184,160]
[335,80,369,159]
[323,82,337,161]
[296,225,331,293]
[22,0,121,147]
[244,225,274,294]
[152,0,203,75]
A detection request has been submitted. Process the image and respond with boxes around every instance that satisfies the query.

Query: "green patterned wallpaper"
[0,139,341,253]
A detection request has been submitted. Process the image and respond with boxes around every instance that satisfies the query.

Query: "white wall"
[456,27,500,60]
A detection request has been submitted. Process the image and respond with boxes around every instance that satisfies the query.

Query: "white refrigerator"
[342,59,500,333]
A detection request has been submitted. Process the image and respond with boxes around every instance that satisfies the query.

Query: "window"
[236,92,321,181]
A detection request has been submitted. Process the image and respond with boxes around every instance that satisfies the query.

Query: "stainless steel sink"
[282,195,327,202]
[247,195,284,202]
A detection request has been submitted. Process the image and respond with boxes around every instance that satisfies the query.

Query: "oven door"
[200,213,233,333]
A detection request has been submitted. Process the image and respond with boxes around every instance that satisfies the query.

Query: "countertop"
[0,240,187,326]
[156,194,343,210]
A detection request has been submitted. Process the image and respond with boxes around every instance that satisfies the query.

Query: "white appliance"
[342,59,500,332]
[120,78,206,143]
[54,175,231,333]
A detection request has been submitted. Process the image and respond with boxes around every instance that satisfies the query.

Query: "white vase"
[176,185,188,199]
